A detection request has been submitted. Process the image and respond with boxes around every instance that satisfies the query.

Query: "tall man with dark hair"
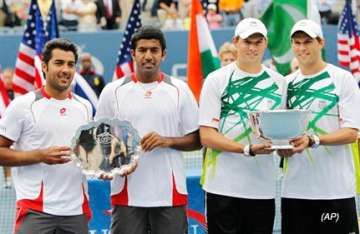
[96,25,201,234]
[0,38,93,234]
[278,19,360,234]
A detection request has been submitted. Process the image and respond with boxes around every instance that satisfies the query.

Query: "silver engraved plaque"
[71,119,141,177]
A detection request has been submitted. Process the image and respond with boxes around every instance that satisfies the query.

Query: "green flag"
[260,0,320,75]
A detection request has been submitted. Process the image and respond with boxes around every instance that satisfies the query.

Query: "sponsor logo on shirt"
[211,118,220,123]
[60,108,67,116]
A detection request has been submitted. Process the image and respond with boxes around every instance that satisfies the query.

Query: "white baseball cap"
[290,19,323,39]
[234,18,267,39]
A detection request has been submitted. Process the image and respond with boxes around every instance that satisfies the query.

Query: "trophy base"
[270,144,294,150]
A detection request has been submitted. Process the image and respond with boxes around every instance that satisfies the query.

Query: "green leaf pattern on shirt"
[202,71,282,184]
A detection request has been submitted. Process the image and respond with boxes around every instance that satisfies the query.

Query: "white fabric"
[77,1,97,32]
[61,0,82,21]
[234,17,268,39]
[282,63,360,199]
[290,19,323,39]
[199,63,287,199]
[0,92,92,215]
[95,75,199,207]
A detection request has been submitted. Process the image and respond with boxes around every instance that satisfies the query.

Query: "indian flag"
[187,0,220,101]
[260,0,320,75]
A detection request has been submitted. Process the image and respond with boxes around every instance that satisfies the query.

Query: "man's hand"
[119,160,138,177]
[140,132,173,152]
[250,143,274,155]
[38,146,72,165]
[289,135,310,153]
[98,158,139,180]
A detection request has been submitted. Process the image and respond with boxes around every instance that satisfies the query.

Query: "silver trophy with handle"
[248,109,310,149]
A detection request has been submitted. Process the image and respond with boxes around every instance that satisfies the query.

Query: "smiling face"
[233,33,267,65]
[42,48,76,92]
[131,39,166,79]
[291,32,324,68]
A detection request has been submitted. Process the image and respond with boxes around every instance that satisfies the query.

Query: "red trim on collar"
[40,87,51,99]
[40,87,72,99]
[131,73,164,83]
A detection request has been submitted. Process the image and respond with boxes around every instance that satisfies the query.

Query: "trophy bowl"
[71,119,141,178]
[248,109,311,149]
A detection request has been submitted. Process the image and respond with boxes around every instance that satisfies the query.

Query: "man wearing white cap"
[199,18,287,234]
[278,19,360,234]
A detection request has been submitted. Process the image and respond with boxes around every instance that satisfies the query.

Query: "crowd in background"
[1,0,359,32]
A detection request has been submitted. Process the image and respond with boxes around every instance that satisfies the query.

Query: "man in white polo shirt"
[199,18,287,234]
[95,26,201,234]
[0,38,93,234]
[278,19,360,234]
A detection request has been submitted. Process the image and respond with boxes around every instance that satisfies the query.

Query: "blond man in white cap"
[199,18,287,234]
[278,19,360,234]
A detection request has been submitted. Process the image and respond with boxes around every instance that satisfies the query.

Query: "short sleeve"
[337,71,360,130]
[0,98,26,141]
[198,75,222,129]
[95,83,116,121]
[178,82,199,135]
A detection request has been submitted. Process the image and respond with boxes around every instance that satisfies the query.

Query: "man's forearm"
[0,148,41,166]
[200,127,244,153]
[167,131,201,151]
[317,128,358,146]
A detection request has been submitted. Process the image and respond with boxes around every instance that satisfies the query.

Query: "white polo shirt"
[0,88,92,217]
[282,64,360,200]
[95,73,199,207]
[199,63,287,199]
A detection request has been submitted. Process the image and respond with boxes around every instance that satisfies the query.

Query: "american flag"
[114,0,141,79]
[13,0,59,94]
[11,0,98,113]
[337,1,360,82]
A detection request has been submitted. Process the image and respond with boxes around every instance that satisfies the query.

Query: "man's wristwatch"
[243,144,256,157]
[308,134,320,148]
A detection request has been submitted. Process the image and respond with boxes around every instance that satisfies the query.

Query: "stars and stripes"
[114,0,141,79]
[12,0,59,94]
[337,1,360,82]
[11,0,98,113]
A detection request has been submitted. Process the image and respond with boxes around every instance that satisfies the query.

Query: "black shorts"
[111,205,188,234]
[206,192,275,234]
[281,197,359,234]
[15,208,88,234]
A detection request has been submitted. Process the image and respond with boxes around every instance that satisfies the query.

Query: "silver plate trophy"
[248,109,310,149]
[71,119,141,177]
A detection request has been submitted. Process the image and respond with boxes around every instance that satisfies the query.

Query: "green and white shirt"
[199,63,287,199]
[282,64,360,199]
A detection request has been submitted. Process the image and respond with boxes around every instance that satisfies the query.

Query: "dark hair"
[130,26,166,51]
[291,31,322,43]
[42,38,79,65]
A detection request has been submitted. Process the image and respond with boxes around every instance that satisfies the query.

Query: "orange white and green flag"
[187,0,220,101]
